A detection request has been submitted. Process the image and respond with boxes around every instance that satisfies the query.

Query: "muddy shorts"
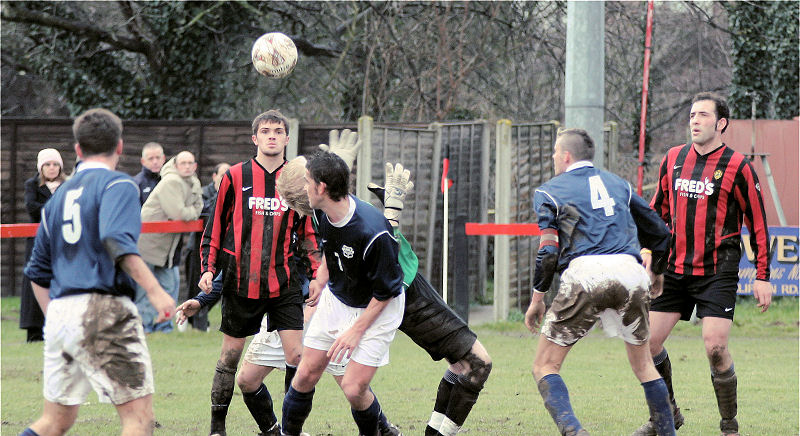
[542,254,651,347]
[244,315,347,376]
[43,293,154,405]
[220,289,303,338]
[650,271,739,320]
[399,273,477,363]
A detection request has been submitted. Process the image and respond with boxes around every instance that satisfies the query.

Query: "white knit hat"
[37,148,64,174]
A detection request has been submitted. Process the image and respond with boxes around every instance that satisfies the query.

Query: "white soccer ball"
[251,32,298,79]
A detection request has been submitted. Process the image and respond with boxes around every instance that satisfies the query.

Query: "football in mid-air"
[251,32,298,79]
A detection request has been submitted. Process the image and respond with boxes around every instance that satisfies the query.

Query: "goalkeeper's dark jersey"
[201,158,320,299]
[650,143,770,280]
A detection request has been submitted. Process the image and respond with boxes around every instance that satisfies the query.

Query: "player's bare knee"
[339,380,369,404]
[707,344,728,367]
[236,370,259,392]
[285,351,302,367]
[648,341,663,357]
[219,348,242,368]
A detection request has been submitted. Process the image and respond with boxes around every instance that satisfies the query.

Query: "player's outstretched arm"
[319,129,361,170]
[119,253,176,322]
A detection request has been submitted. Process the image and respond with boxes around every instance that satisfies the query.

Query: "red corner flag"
[440,146,454,193]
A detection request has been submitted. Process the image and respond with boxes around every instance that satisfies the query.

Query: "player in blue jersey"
[524,129,675,436]
[20,108,176,436]
[281,151,406,436]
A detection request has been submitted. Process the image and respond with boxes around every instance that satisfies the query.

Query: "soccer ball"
[251,32,298,79]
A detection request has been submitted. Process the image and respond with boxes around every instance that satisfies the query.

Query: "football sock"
[653,348,677,407]
[210,360,236,434]
[285,364,297,394]
[242,383,277,432]
[378,410,392,433]
[537,374,584,435]
[19,428,40,436]
[426,370,457,436]
[351,394,382,436]
[441,375,482,435]
[642,378,675,436]
[282,386,315,436]
[711,364,738,433]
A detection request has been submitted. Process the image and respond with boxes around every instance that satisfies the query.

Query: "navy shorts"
[399,272,477,363]
[220,289,303,338]
[650,271,740,321]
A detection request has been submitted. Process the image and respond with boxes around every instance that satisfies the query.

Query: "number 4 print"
[588,176,615,216]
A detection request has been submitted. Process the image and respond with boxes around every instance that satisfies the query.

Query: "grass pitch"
[2,296,797,435]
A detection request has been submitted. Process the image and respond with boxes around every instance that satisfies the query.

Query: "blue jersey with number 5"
[24,163,142,300]
[533,162,652,272]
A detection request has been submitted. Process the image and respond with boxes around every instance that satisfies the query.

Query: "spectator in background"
[20,148,67,342]
[183,162,231,331]
[136,151,203,333]
[133,142,166,205]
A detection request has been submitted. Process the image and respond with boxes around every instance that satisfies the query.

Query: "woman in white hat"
[20,148,66,342]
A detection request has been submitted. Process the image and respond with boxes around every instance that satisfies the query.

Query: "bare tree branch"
[2,3,160,68]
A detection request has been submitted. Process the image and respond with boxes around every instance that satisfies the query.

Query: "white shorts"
[304,286,404,368]
[43,293,154,405]
[244,316,348,376]
[542,254,651,346]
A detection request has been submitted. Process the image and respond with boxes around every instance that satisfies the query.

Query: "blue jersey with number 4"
[24,163,142,300]
[533,162,653,272]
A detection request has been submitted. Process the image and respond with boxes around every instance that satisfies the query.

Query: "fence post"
[287,118,300,160]
[478,121,490,299]
[453,214,470,322]
[356,116,373,200]
[494,119,512,322]
[425,123,443,280]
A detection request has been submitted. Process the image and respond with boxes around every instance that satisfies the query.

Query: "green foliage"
[727,1,799,119]
[12,1,265,118]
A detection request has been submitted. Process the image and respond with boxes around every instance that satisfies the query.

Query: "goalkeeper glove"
[382,162,413,227]
[319,129,361,170]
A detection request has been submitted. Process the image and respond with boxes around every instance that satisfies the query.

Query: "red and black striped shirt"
[651,143,770,280]
[200,158,320,299]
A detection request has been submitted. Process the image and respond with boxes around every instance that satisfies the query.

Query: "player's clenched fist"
[198,271,214,293]
[149,289,176,324]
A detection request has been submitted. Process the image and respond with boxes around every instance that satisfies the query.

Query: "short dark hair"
[72,108,123,156]
[306,151,350,202]
[251,109,289,135]
[692,91,730,133]
[557,128,595,161]
[212,162,229,176]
